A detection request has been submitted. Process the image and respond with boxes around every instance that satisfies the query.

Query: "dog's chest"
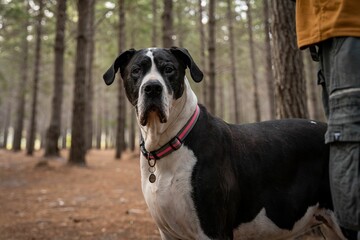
[140,146,208,239]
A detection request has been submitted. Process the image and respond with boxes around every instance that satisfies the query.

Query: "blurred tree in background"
[0,0,324,161]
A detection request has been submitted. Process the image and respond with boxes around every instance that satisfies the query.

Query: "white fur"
[140,146,208,240]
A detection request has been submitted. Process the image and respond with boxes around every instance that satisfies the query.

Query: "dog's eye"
[164,66,174,74]
[131,67,141,77]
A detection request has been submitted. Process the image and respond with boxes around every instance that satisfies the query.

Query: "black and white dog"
[103,47,346,240]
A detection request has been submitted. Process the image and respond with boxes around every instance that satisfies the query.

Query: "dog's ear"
[103,48,136,85]
[170,47,203,83]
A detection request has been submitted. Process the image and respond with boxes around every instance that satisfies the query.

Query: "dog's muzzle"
[139,81,167,126]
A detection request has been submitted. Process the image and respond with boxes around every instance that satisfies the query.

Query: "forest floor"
[0,149,339,240]
[0,149,159,240]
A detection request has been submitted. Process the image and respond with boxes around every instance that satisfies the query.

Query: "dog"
[103,47,346,240]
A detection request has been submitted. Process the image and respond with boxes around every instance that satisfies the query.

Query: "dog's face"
[103,47,203,126]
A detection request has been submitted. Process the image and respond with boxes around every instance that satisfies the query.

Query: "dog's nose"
[144,81,163,98]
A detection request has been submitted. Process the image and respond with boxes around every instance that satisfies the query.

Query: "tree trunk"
[62,128,67,149]
[105,104,109,150]
[96,108,102,149]
[44,0,67,157]
[2,99,11,149]
[162,0,173,48]
[271,0,308,119]
[218,83,224,119]
[115,0,126,159]
[176,1,183,47]
[40,130,45,149]
[95,79,103,150]
[128,28,136,152]
[207,0,216,115]
[227,0,240,123]
[198,0,207,106]
[304,52,324,121]
[246,0,261,122]
[263,0,275,119]
[85,0,95,151]
[27,0,44,155]
[68,0,90,165]
[129,106,136,151]
[152,0,158,47]
[13,0,29,152]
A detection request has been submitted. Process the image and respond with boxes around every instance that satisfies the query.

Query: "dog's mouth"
[139,103,167,126]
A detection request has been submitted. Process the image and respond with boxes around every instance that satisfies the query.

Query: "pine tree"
[27,0,44,155]
[44,0,67,157]
[271,0,308,118]
[68,0,90,165]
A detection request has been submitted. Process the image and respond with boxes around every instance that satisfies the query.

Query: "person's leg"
[319,37,360,239]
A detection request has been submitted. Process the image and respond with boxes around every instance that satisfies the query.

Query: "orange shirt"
[296,0,360,49]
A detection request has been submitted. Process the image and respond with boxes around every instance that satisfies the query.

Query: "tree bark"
[218,83,224,119]
[246,0,261,122]
[95,89,102,150]
[128,27,136,152]
[176,1,183,47]
[2,99,11,149]
[104,102,109,149]
[96,108,102,149]
[27,0,44,155]
[44,0,67,157]
[198,0,207,106]
[62,128,67,149]
[13,0,29,151]
[68,0,90,165]
[263,0,275,119]
[85,0,95,151]
[115,0,126,159]
[304,52,324,121]
[152,0,158,47]
[207,0,216,115]
[162,0,173,48]
[227,0,240,123]
[271,0,308,119]
[129,106,136,151]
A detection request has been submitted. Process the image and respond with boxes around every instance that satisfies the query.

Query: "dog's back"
[187,106,343,239]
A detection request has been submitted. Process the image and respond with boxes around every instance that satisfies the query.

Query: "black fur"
[185,105,332,239]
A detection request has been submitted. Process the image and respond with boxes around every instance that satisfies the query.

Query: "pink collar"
[140,105,200,161]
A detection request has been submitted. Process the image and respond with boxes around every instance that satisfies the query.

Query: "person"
[294,1,360,239]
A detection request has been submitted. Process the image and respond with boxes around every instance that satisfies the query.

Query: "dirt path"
[0,149,160,240]
[0,149,340,240]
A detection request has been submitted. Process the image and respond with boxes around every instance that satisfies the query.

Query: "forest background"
[0,0,325,163]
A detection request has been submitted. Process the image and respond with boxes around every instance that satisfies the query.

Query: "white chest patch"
[140,146,209,239]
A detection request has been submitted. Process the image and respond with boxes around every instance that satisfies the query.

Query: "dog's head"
[103,47,203,126]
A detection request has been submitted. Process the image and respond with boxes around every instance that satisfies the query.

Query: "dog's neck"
[139,77,198,151]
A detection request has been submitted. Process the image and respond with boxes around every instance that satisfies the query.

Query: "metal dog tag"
[149,173,156,183]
